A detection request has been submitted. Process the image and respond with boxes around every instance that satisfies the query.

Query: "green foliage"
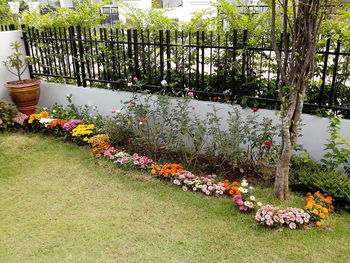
[21,0,106,29]
[116,3,178,31]
[290,157,350,210]
[44,94,103,128]
[321,116,350,174]
[113,93,280,174]
[0,0,15,25]
[3,41,29,81]
[0,99,17,130]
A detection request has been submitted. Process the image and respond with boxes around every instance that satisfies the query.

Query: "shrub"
[290,159,350,210]
[0,99,17,131]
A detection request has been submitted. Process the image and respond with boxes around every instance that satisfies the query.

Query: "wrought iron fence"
[21,25,350,117]
[0,24,16,31]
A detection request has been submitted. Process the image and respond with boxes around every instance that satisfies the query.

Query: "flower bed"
[11,110,336,230]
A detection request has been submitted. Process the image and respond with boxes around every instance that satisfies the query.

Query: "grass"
[0,132,349,263]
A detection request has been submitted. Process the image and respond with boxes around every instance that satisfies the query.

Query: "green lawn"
[0,133,349,263]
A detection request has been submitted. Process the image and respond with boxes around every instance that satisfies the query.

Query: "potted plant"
[3,41,40,116]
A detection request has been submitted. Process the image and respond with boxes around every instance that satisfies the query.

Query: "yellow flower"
[83,137,89,141]
[319,213,326,219]
[312,209,319,215]
[306,203,313,210]
[323,208,329,214]
[316,221,322,227]
[151,169,156,175]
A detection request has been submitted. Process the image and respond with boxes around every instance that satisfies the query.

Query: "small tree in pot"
[3,41,40,116]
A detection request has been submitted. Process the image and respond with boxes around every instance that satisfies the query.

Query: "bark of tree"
[271,0,328,199]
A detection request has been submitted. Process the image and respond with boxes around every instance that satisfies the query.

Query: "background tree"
[270,0,340,199]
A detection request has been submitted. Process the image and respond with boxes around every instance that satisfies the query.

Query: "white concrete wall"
[37,82,350,162]
[0,30,30,101]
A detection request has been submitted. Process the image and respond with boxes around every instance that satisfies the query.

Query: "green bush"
[0,99,17,131]
[290,158,350,210]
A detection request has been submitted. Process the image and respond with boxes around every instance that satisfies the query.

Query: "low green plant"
[321,116,350,174]
[290,157,350,210]
[44,94,104,128]
[0,99,17,130]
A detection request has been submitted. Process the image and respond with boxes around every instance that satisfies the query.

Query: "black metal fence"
[21,25,350,117]
[0,24,16,31]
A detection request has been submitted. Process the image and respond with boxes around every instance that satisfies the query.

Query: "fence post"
[319,38,331,107]
[241,30,248,83]
[76,26,86,87]
[127,29,133,74]
[159,30,164,82]
[166,30,171,83]
[329,39,341,107]
[69,26,82,87]
[21,25,34,79]
[231,29,238,101]
[133,29,140,79]
[9,24,15,30]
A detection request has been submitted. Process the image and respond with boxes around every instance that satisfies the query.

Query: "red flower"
[213,97,218,101]
[264,141,273,146]
[252,107,258,112]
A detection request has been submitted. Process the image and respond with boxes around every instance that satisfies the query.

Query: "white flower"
[193,187,197,191]
[247,202,254,208]
[43,107,47,110]
[249,186,253,190]
[241,188,248,193]
[94,116,97,119]
[241,180,248,187]
[257,202,262,207]
[161,79,167,86]
[250,196,255,201]
[53,110,56,113]
[139,122,143,125]
[127,82,132,87]
[182,186,188,191]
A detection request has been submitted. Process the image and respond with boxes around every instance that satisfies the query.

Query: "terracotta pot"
[5,79,41,116]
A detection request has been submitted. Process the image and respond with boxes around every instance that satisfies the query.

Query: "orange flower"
[316,221,322,227]
[319,213,326,219]
[307,192,312,196]
[323,193,328,196]
[314,191,320,197]
[95,153,101,158]
[224,180,229,183]
[305,197,313,203]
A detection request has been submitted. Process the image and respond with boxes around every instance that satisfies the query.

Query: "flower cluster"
[305,192,334,227]
[71,124,94,138]
[173,171,225,195]
[103,147,118,160]
[13,112,28,125]
[28,111,50,124]
[232,179,260,211]
[223,180,241,196]
[46,119,67,129]
[131,153,156,170]
[87,134,110,147]
[62,119,84,131]
[255,205,311,229]
[92,143,111,158]
[151,163,184,178]
[113,151,156,170]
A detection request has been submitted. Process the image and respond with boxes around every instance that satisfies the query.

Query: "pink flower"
[133,77,138,82]
[191,106,196,110]
[184,88,190,91]
[213,97,218,101]
[188,92,194,97]
[252,107,258,112]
